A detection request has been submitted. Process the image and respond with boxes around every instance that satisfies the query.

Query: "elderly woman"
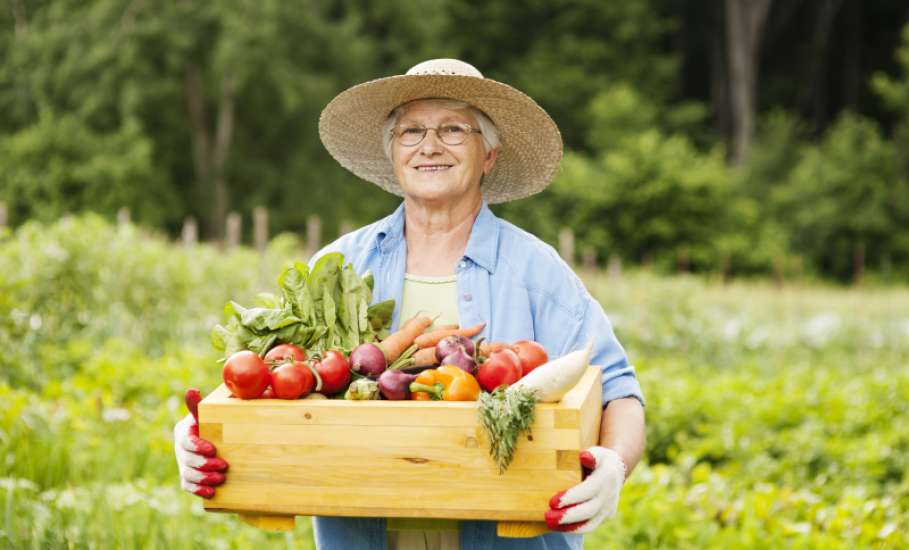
[174,59,645,550]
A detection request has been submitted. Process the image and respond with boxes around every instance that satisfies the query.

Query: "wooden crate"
[198,366,602,535]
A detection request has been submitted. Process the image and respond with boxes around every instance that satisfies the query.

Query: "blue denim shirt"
[310,202,643,550]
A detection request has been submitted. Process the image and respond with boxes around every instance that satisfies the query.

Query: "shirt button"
[463,293,472,302]
[458,261,467,269]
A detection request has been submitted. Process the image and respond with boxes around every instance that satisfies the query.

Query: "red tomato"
[261,386,276,399]
[476,348,522,392]
[512,340,549,376]
[263,343,307,366]
[223,350,271,399]
[271,362,315,399]
[313,350,351,395]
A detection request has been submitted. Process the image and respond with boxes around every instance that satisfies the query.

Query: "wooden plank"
[200,385,561,428]
[217,461,577,492]
[497,522,550,538]
[209,443,565,471]
[205,484,559,521]
[578,369,604,450]
[221,423,582,450]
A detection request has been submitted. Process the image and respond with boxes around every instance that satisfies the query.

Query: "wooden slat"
[205,484,559,521]
[219,461,577,492]
[578,369,604,449]
[221,423,582,450]
[209,443,565,471]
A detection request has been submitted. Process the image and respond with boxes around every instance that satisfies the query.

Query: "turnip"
[507,342,592,402]
[349,343,387,378]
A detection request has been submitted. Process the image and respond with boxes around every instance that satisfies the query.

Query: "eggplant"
[377,370,417,400]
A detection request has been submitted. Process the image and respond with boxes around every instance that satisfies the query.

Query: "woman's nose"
[419,129,444,155]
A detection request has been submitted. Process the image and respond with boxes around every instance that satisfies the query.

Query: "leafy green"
[211,253,393,357]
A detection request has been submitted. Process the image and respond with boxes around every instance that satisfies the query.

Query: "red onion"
[378,370,417,400]
[440,346,477,376]
[349,343,387,378]
[435,335,475,362]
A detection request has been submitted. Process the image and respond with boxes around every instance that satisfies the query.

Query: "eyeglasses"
[391,122,482,146]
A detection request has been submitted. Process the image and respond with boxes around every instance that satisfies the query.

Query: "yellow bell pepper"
[409,365,481,401]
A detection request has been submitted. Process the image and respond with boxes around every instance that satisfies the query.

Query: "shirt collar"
[375,201,500,274]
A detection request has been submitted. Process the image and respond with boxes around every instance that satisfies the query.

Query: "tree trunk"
[710,1,732,145]
[843,0,862,109]
[184,65,236,240]
[10,0,28,37]
[800,0,845,133]
[725,0,773,165]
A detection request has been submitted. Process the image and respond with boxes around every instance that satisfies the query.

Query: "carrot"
[413,347,439,367]
[414,322,487,349]
[379,315,434,362]
[479,342,511,357]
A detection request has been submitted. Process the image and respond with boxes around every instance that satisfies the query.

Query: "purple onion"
[440,346,477,376]
[435,335,475,362]
[350,343,387,378]
[378,370,417,400]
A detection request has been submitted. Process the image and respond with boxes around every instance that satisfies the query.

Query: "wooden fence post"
[226,211,242,249]
[581,246,597,271]
[853,243,865,286]
[254,207,268,253]
[607,254,622,281]
[558,227,575,265]
[182,217,198,247]
[338,220,354,237]
[676,246,689,274]
[0,201,6,230]
[306,215,322,256]
[772,253,785,288]
[719,253,731,284]
[117,207,131,227]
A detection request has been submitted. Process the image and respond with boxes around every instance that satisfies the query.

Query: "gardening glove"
[173,388,229,498]
[545,446,626,533]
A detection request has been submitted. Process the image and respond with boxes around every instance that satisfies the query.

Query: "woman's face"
[391,100,497,206]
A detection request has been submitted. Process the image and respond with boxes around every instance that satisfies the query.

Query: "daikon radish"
[507,342,592,402]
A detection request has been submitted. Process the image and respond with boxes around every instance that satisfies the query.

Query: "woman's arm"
[599,397,646,480]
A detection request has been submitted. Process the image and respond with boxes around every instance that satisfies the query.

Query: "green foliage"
[0,107,173,226]
[776,113,909,280]
[1,219,908,547]
[0,214,292,388]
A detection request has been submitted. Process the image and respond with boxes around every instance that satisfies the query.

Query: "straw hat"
[318,59,563,204]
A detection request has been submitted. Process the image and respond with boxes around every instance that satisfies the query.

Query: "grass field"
[1,217,907,548]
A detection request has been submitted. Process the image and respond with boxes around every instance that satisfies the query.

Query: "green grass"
[1,218,907,548]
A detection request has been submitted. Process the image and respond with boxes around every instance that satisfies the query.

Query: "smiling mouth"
[414,164,453,172]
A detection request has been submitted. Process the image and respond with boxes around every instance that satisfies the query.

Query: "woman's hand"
[173,389,229,498]
[544,446,626,533]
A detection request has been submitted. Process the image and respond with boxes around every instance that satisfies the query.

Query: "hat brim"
[319,74,562,204]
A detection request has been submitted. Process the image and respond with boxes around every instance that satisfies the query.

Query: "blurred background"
[1,1,908,548]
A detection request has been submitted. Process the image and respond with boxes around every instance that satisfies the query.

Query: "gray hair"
[382,98,501,160]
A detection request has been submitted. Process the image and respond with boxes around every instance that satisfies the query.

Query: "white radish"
[508,342,592,402]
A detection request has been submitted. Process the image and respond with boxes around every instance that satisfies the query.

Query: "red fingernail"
[548,490,567,509]
[190,436,216,457]
[185,389,202,423]
[551,520,586,532]
[580,450,596,470]
[199,472,226,486]
[198,457,229,472]
[544,508,567,529]
[194,486,215,499]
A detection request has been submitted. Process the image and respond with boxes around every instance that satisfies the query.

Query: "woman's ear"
[484,147,500,174]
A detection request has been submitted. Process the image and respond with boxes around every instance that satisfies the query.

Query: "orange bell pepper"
[409,365,481,401]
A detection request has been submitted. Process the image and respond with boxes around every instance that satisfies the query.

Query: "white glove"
[545,446,625,533]
[173,389,228,498]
